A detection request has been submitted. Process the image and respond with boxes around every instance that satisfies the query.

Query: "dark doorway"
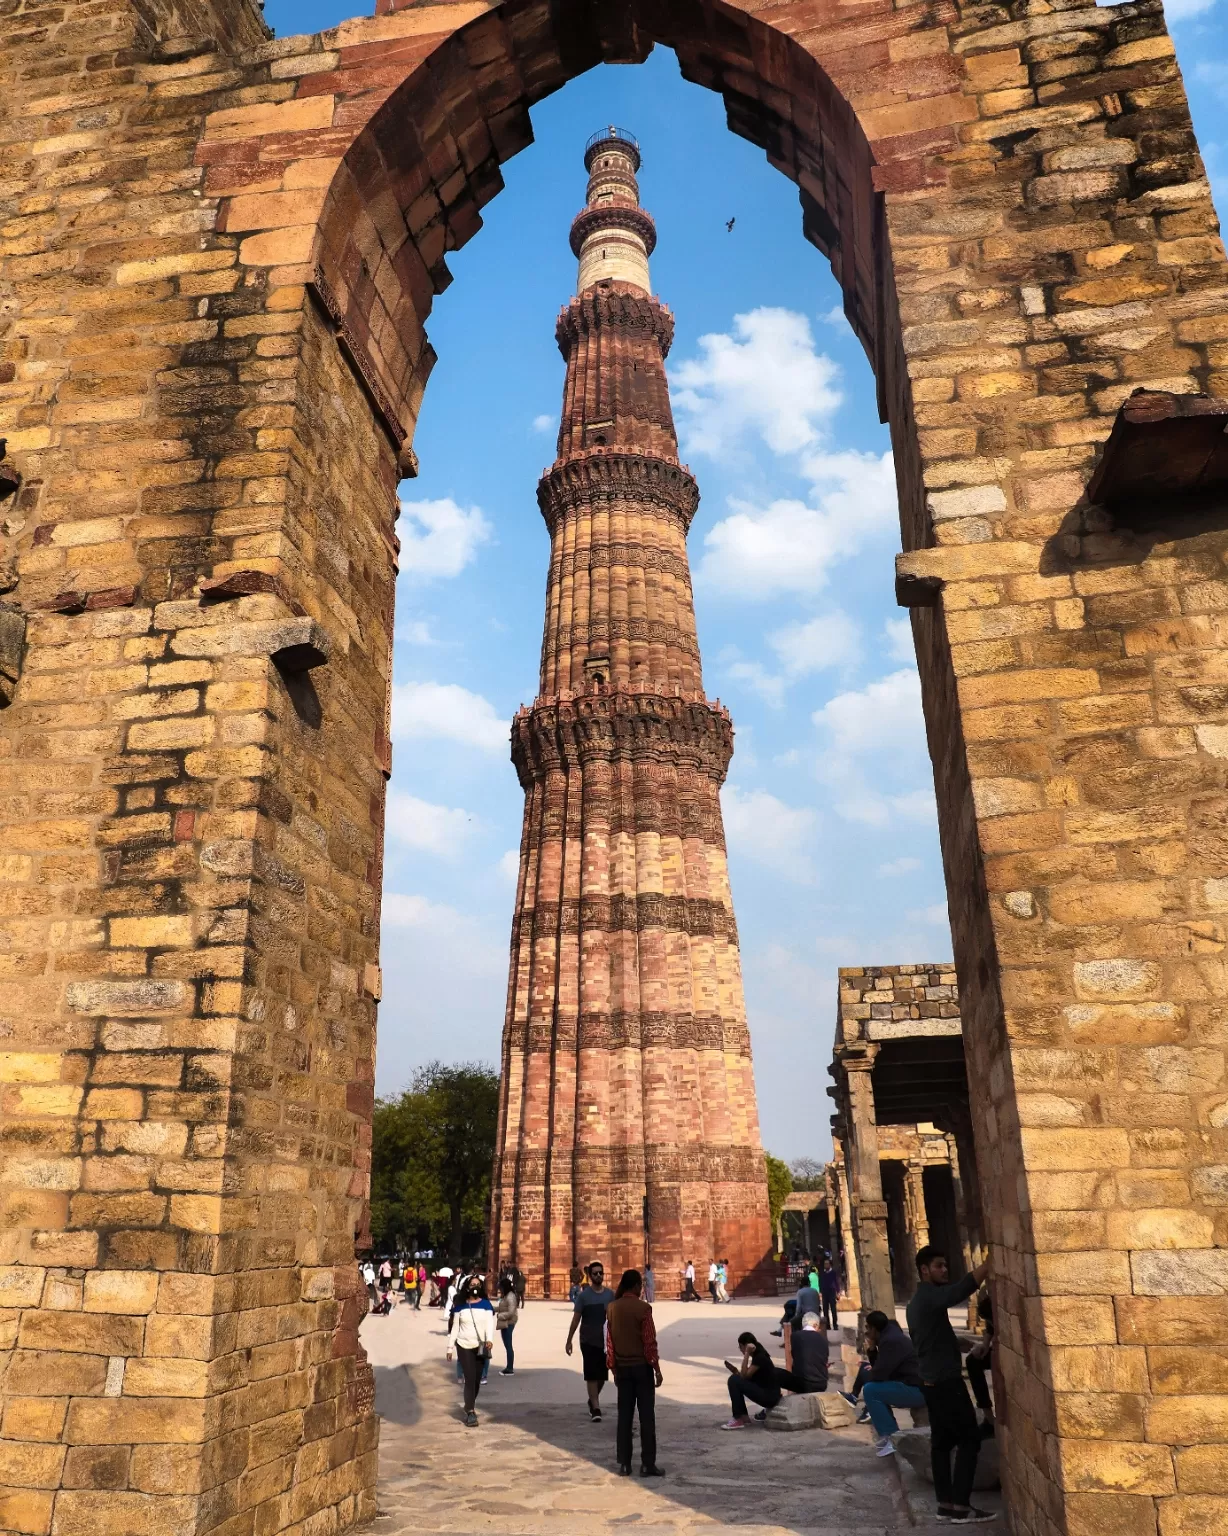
[923,1163,966,1283]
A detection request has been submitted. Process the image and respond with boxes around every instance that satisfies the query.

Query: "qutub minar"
[490,129,773,1297]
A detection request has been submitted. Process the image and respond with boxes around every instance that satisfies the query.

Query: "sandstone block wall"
[1,0,1227,1530]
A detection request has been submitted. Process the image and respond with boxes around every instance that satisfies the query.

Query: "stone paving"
[360,1299,966,1535]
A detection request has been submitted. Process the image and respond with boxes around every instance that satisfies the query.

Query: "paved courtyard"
[360,1298,962,1535]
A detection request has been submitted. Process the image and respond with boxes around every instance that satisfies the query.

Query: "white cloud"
[769,611,861,677]
[908,902,951,927]
[722,784,817,883]
[391,681,507,753]
[891,788,938,823]
[883,616,914,664]
[533,414,555,434]
[398,496,491,581]
[672,307,842,460]
[723,657,786,708]
[396,618,436,646]
[385,792,478,857]
[811,669,934,826]
[696,450,897,600]
[812,668,926,755]
[878,857,921,878]
[498,848,520,883]
[818,304,847,328]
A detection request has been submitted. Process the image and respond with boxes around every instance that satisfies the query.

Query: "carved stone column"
[838,1049,894,1318]
[830,1140,861,1309]
[906,1158,931,1256]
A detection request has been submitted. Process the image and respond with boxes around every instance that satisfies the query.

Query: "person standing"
[819,1258,839,1331]
[643,1264,655,1303]
[413,1263,424,1310]
[513,1264,527,1308]
[496,1273,519,1375]
[606,1268,664,1477]
[403,1261,418,1310]
[447,1277,495,1427]
[708,1260,719,1302]
[565,1261,615,1420]
[569,1261,585,1304]
[361,1258,377,1311]
[721,1331,781,1428]
[682,1260,699,1302]
[906,1246,994,1524]
[716,1260,730,1303]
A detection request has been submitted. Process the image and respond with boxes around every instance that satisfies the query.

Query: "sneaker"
[754,1409,767,1422]
[640,1465,664,1477]
[465,1412,478,1427]
[589,1406,602,1421]
[949,1510,997,1524]
[501,1369,514,1376]
[770,1328,783,1337]
[874,1436,895,1457]
[719,1418,749,1430]
[838,1391,857,1406]
[857,1408,872,1424]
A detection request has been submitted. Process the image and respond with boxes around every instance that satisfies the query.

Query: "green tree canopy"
[765,1152,793,1251]
[370,1060,499,1259]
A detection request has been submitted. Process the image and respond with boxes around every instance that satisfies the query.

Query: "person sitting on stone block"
[720,1331,781,1429]
[775,1311,829,1394]
[855,1310,927,1456]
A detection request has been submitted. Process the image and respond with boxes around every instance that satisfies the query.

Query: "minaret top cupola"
[570,126,657,295]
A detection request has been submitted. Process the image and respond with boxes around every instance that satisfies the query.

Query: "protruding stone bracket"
[200,568,305,615]
[0,601,26,706]
[894,556,942,608]
[270,619,331,673]
[172,614,331,672]
[1086,388,1228,512]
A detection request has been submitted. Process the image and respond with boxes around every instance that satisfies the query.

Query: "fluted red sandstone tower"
[491,130,773,1298]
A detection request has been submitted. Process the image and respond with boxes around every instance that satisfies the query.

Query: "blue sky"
[266,0,1227,1164]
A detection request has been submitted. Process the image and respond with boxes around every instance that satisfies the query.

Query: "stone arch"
[2,0,1228,1532]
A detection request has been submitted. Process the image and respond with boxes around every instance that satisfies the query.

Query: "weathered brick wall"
[0,3,387,1531]
[2,0,1228,1531]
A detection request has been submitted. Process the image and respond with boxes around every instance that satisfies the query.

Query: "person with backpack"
[447,1277,496,1426]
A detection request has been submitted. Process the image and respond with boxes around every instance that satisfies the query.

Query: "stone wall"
[2,0,1228,1531]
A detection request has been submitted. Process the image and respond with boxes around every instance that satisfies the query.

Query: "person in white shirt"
[683,1261,700,1302]
[708,1261,719,1302]
[447,1278,496,1426]
[361,1260,376,1309]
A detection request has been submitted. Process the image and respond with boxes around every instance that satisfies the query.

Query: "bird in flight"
[726,217,736,232]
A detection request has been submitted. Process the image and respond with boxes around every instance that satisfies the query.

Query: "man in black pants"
[905,1245,994,1524]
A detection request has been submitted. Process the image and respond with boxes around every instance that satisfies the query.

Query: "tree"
[765,1153,793,1252]
[370,1061,499,1258]
[790,1155,827,1191]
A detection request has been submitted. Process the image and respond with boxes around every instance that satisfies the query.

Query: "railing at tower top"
[585,126,640,156]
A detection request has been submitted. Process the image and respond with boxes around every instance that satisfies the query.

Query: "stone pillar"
[802,1210,811,1254]
[838,1052,894,1319]
[906,1159,931,1256]
[830,1142,861,1309]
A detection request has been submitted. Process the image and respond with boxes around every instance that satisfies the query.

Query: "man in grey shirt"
[905,1246,992,1525]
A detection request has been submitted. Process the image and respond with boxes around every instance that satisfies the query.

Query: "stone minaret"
[491,129,773,1297]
